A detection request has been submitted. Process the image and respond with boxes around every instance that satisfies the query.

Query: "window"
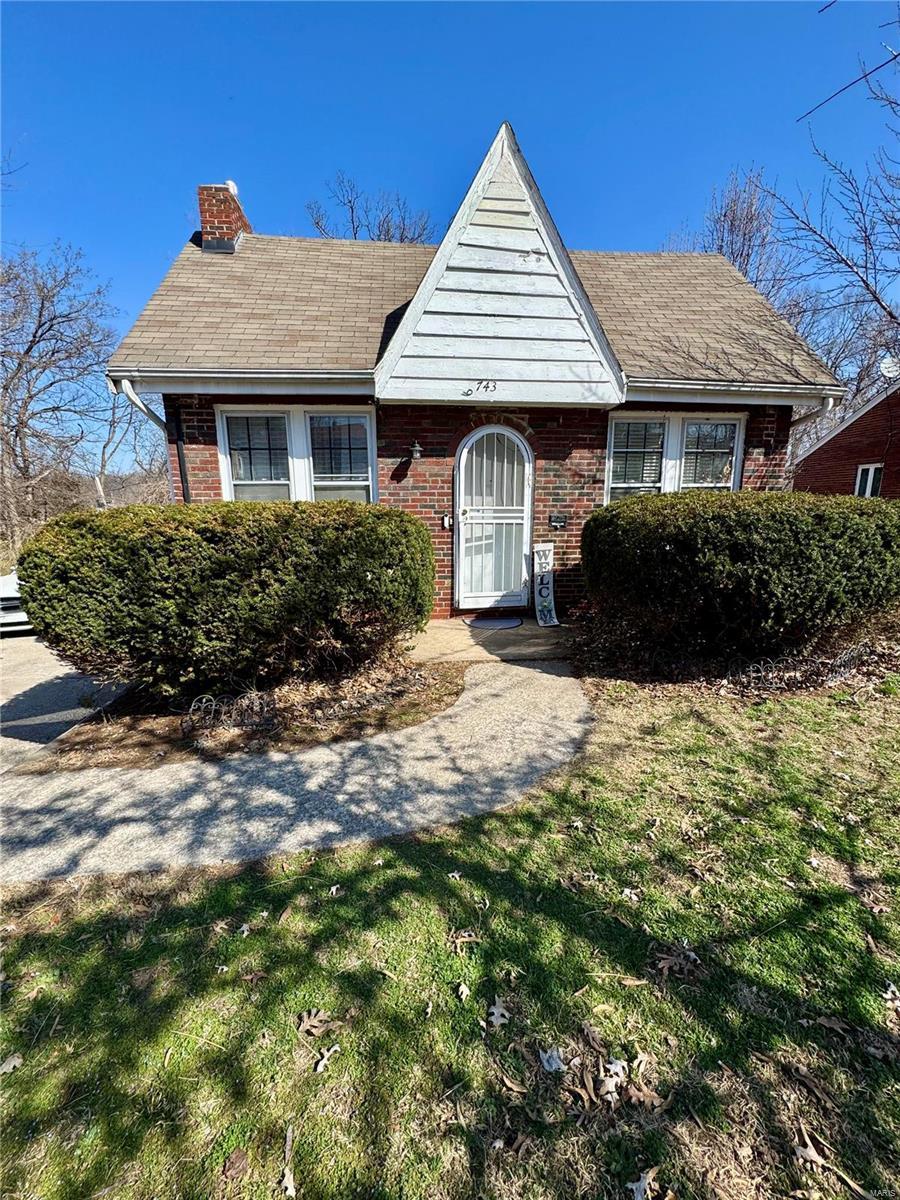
[308,414,372,501]
[609,421,665,499]
[681,421,738,489]
[855,463,883,498]
[607,413,744,502]
[224,414,291,500]
[217,407,376,503]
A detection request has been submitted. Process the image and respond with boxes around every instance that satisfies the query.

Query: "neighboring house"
[793,382,899,500]
[108,124,841,617]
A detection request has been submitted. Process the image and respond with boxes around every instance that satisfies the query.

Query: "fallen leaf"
[499,1069,528,1094]
[297,1008,343,1038]
[581,1022,606,1053]
[424,1000,433,1019]
[223,1147,249,1180]
[815,1015,849,1035]
[240,970,267,986]
[237,923,251,938]
[314,1043,339,1073]
[277,907,292,925]
[0,1053,23,1075]
[626,1165,660,1200]
[328,885,344,898]
[457,982,471,1002]
[448,871,462,881]
[450,929,482,955]
[280,1124,295,1197]
[488,997,510,1028]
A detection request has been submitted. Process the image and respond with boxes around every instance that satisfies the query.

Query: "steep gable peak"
[375,123,625,407]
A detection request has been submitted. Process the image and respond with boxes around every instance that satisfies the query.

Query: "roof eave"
[106,366,376,396]
[627,376,845,404]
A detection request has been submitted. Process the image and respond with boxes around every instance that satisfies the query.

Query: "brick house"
[108,124,842,617]
[793,382,899,500]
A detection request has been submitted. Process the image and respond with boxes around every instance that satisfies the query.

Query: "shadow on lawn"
[3,728,898,1198]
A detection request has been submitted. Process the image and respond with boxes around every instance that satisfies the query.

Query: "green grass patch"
[2,686,898,1199]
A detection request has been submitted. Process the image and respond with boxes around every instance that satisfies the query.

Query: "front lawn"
[2,683,898,1199]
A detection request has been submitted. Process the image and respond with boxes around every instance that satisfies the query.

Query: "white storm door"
[456,427,532,609]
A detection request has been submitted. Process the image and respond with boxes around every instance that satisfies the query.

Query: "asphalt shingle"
[109,234,837,388]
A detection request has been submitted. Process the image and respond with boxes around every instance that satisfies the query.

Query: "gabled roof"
[795,381,899,461]
[375,124,624,407]
[110,153,841,395]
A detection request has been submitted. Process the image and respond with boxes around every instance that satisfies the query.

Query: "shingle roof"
[109,234,838,389]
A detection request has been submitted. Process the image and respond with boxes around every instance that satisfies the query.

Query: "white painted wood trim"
[214,403,377,503]
[854,462,884,497]
[604,410,748,504]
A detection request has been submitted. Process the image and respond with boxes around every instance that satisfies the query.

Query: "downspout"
[790,394,838,430]
[110,378,192,504]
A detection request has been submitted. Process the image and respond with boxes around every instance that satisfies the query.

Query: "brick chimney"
[197,180,252,253]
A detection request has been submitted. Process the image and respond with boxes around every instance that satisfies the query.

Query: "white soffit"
[375,123,625,407]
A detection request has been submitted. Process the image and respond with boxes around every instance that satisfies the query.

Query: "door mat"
[462,617,523,630]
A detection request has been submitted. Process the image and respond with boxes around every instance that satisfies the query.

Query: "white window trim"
[604,411,746,504]
[215,405,378,502]
[855,462,884,498]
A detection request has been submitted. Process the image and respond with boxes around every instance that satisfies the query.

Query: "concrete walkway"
[409,617,570,663]
[2,660,591,884]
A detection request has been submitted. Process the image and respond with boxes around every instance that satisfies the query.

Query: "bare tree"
[1,244,118,560]
[672,167,801,309]
[672,155,893,456]
[306,170,434,243]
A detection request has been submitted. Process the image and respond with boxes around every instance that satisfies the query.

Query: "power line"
[797,50,900,121]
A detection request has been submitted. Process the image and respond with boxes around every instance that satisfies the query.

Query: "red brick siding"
[163,395,794,617]
[163,396,222,503]
[793,389,900,499]
[377,406,608,616]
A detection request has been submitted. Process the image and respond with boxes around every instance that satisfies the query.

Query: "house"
[793,382,898,499]
[108,124,842,617]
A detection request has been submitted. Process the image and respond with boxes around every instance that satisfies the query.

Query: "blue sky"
[3,1,894,340]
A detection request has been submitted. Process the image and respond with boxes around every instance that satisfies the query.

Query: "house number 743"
[461,380,497,396]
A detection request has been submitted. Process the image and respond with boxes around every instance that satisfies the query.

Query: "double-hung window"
[855,463,883,498]
[218,408,376,503]
[225,414,291,500]
[607,413,743,502]
[308,414,372,501]
[681,421,738,490]
[609,421,666,499]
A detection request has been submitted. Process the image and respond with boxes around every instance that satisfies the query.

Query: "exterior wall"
[377,405,608,616]
[163,395,794,618]
[793,390,899,499]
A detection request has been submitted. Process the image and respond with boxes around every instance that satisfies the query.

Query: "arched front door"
[454,426,533,609]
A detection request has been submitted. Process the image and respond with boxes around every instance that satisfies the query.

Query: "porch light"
[409,440,423,461]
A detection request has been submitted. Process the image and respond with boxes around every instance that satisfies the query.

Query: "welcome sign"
[533,543,559,627]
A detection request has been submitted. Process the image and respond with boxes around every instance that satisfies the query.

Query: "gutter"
[789,394,838,430]
[627,376,845,403]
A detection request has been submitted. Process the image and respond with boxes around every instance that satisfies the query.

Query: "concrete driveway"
[0,636,120,772]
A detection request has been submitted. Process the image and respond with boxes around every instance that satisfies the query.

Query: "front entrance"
[454,426,533,609]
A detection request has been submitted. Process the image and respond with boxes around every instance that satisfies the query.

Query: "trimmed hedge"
[581,491,900,657]
[18,501,435,696]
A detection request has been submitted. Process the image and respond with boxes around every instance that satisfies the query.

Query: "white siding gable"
[375,124,625,407]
